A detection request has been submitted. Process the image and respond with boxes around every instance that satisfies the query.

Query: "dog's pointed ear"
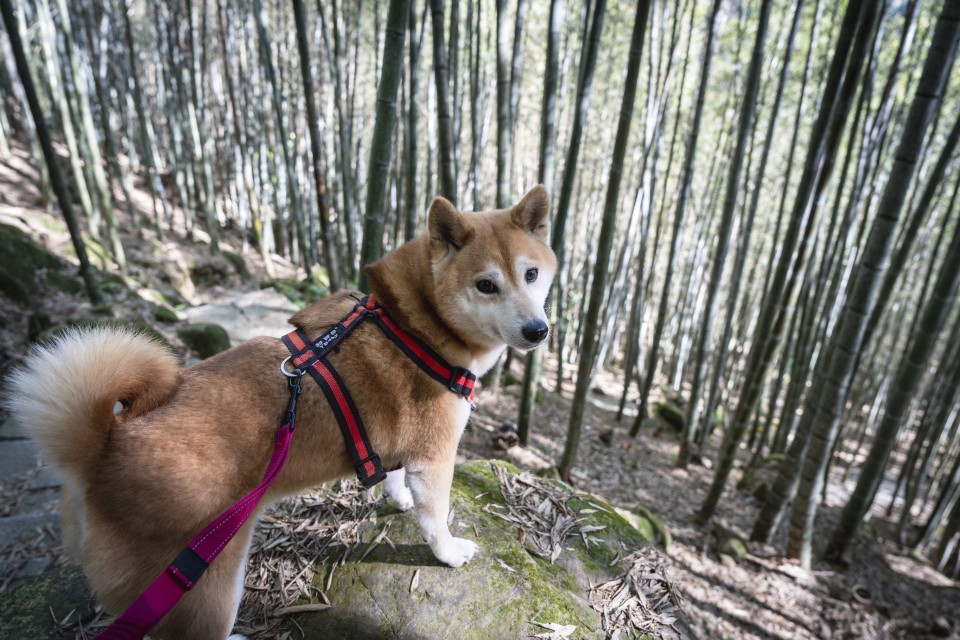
[428,196,472,255]
[512,185,550,242]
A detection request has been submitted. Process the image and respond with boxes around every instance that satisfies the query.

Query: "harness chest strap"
[281,294,477,488]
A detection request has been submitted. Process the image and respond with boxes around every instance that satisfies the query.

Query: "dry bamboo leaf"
[410,568,420,592]
[268,603,331,617]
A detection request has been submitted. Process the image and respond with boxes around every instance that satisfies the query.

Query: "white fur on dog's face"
[456,254,554,351]
[428,186,557,353]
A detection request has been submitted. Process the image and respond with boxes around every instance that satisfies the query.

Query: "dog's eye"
[476,279,498,294]
[525,268,539,283]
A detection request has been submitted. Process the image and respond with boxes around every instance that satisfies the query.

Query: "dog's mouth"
[509,333,550,352]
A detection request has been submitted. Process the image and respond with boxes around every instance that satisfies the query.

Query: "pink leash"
[94,372,304,640]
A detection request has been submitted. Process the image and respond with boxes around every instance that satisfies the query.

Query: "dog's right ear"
[512,184,550,242]
[428,196,472,255]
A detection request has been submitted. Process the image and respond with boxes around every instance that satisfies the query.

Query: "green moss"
[0,261,31,302]
[654,401,685,431]
[261,278,305,306]
[260,277,328,308]
[0,223,70,302]
[222,250,251,279]
[0,567,94,639]
[153,305,180,323]
[190,256,233,287]
[44,269,84,294]
[177,322,231,359]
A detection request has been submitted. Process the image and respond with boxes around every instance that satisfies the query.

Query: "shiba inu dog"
[5,186,556,640]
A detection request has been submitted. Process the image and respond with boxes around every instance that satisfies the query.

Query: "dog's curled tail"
[5,327,180,480]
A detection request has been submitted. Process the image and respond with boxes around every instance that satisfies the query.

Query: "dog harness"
[281,294,476,488]
[94,294,476,640]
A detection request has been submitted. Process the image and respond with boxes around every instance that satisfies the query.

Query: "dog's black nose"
[522,320,549,343]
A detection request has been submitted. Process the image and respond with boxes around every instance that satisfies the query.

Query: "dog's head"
[427,185,557,352]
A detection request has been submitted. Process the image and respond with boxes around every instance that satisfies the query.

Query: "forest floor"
[1,143,958,639]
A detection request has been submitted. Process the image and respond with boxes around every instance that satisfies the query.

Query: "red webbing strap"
[93,421,296,640]
[280,294,477,487]
[363,294,476,405]
[282,329,385,488]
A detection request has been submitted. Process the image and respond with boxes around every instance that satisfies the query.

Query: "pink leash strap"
[94,374,303,640]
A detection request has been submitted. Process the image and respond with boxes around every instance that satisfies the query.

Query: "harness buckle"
[447,367,472,396]
[284,370,304,432]
[354,453,387,488]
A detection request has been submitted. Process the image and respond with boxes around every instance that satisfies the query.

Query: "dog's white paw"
[227,634,248,640]
[386,486,415,512]
[433,537,478,567]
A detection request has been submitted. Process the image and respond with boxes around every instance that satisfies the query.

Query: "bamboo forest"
[1,0,959,638]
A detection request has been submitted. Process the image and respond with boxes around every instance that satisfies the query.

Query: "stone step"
[0,513,62,593]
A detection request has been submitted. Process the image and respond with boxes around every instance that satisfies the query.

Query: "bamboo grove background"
[2,0,960,577]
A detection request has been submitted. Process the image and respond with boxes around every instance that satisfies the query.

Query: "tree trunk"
[631,0,721,436]
[551,0,606,395]
[787,0,959,568]
[429,0,457,203]
[700,0,875,523]
[404,2,426,241]
[294,0,342,291]
[558,0,651,480]
[680,0,771,467]
[0,0,102,305]
[518,0,565,446]
[359,0,410,288]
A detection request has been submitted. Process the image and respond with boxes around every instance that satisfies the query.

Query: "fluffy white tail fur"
[5,328,180,481]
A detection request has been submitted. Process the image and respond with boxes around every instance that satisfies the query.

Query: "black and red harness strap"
[281,294,476,488]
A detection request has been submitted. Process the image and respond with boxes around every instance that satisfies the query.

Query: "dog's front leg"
[383,467,414,511]
[405,459,478,567]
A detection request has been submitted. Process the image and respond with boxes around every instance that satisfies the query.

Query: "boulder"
[654,401,685,432]
[736,453,785,502]
[0,223,75,303]
[243,460,684,639]
[177,322,231,359]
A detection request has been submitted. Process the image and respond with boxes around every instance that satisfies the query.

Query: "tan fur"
[3,187,556,640]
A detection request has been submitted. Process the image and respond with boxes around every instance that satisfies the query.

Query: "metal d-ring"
[279,356,303,379]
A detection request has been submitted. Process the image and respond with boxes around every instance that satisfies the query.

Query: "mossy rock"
[736,453,785,498]
[294,460,671,639]
[502,371,522,387]
[260,277,328,308]
[714,522,748,563]
[0,566,95,639]
[177,322,231,359]
[260,278,304,304]
[97,272,128,296]
[654,401,685,432]
[222,250,251,280]
[153,305,180,323]
[0,223,72,303]
[189,256,235,287]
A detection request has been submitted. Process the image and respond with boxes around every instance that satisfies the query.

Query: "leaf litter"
[483,462,687,638]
